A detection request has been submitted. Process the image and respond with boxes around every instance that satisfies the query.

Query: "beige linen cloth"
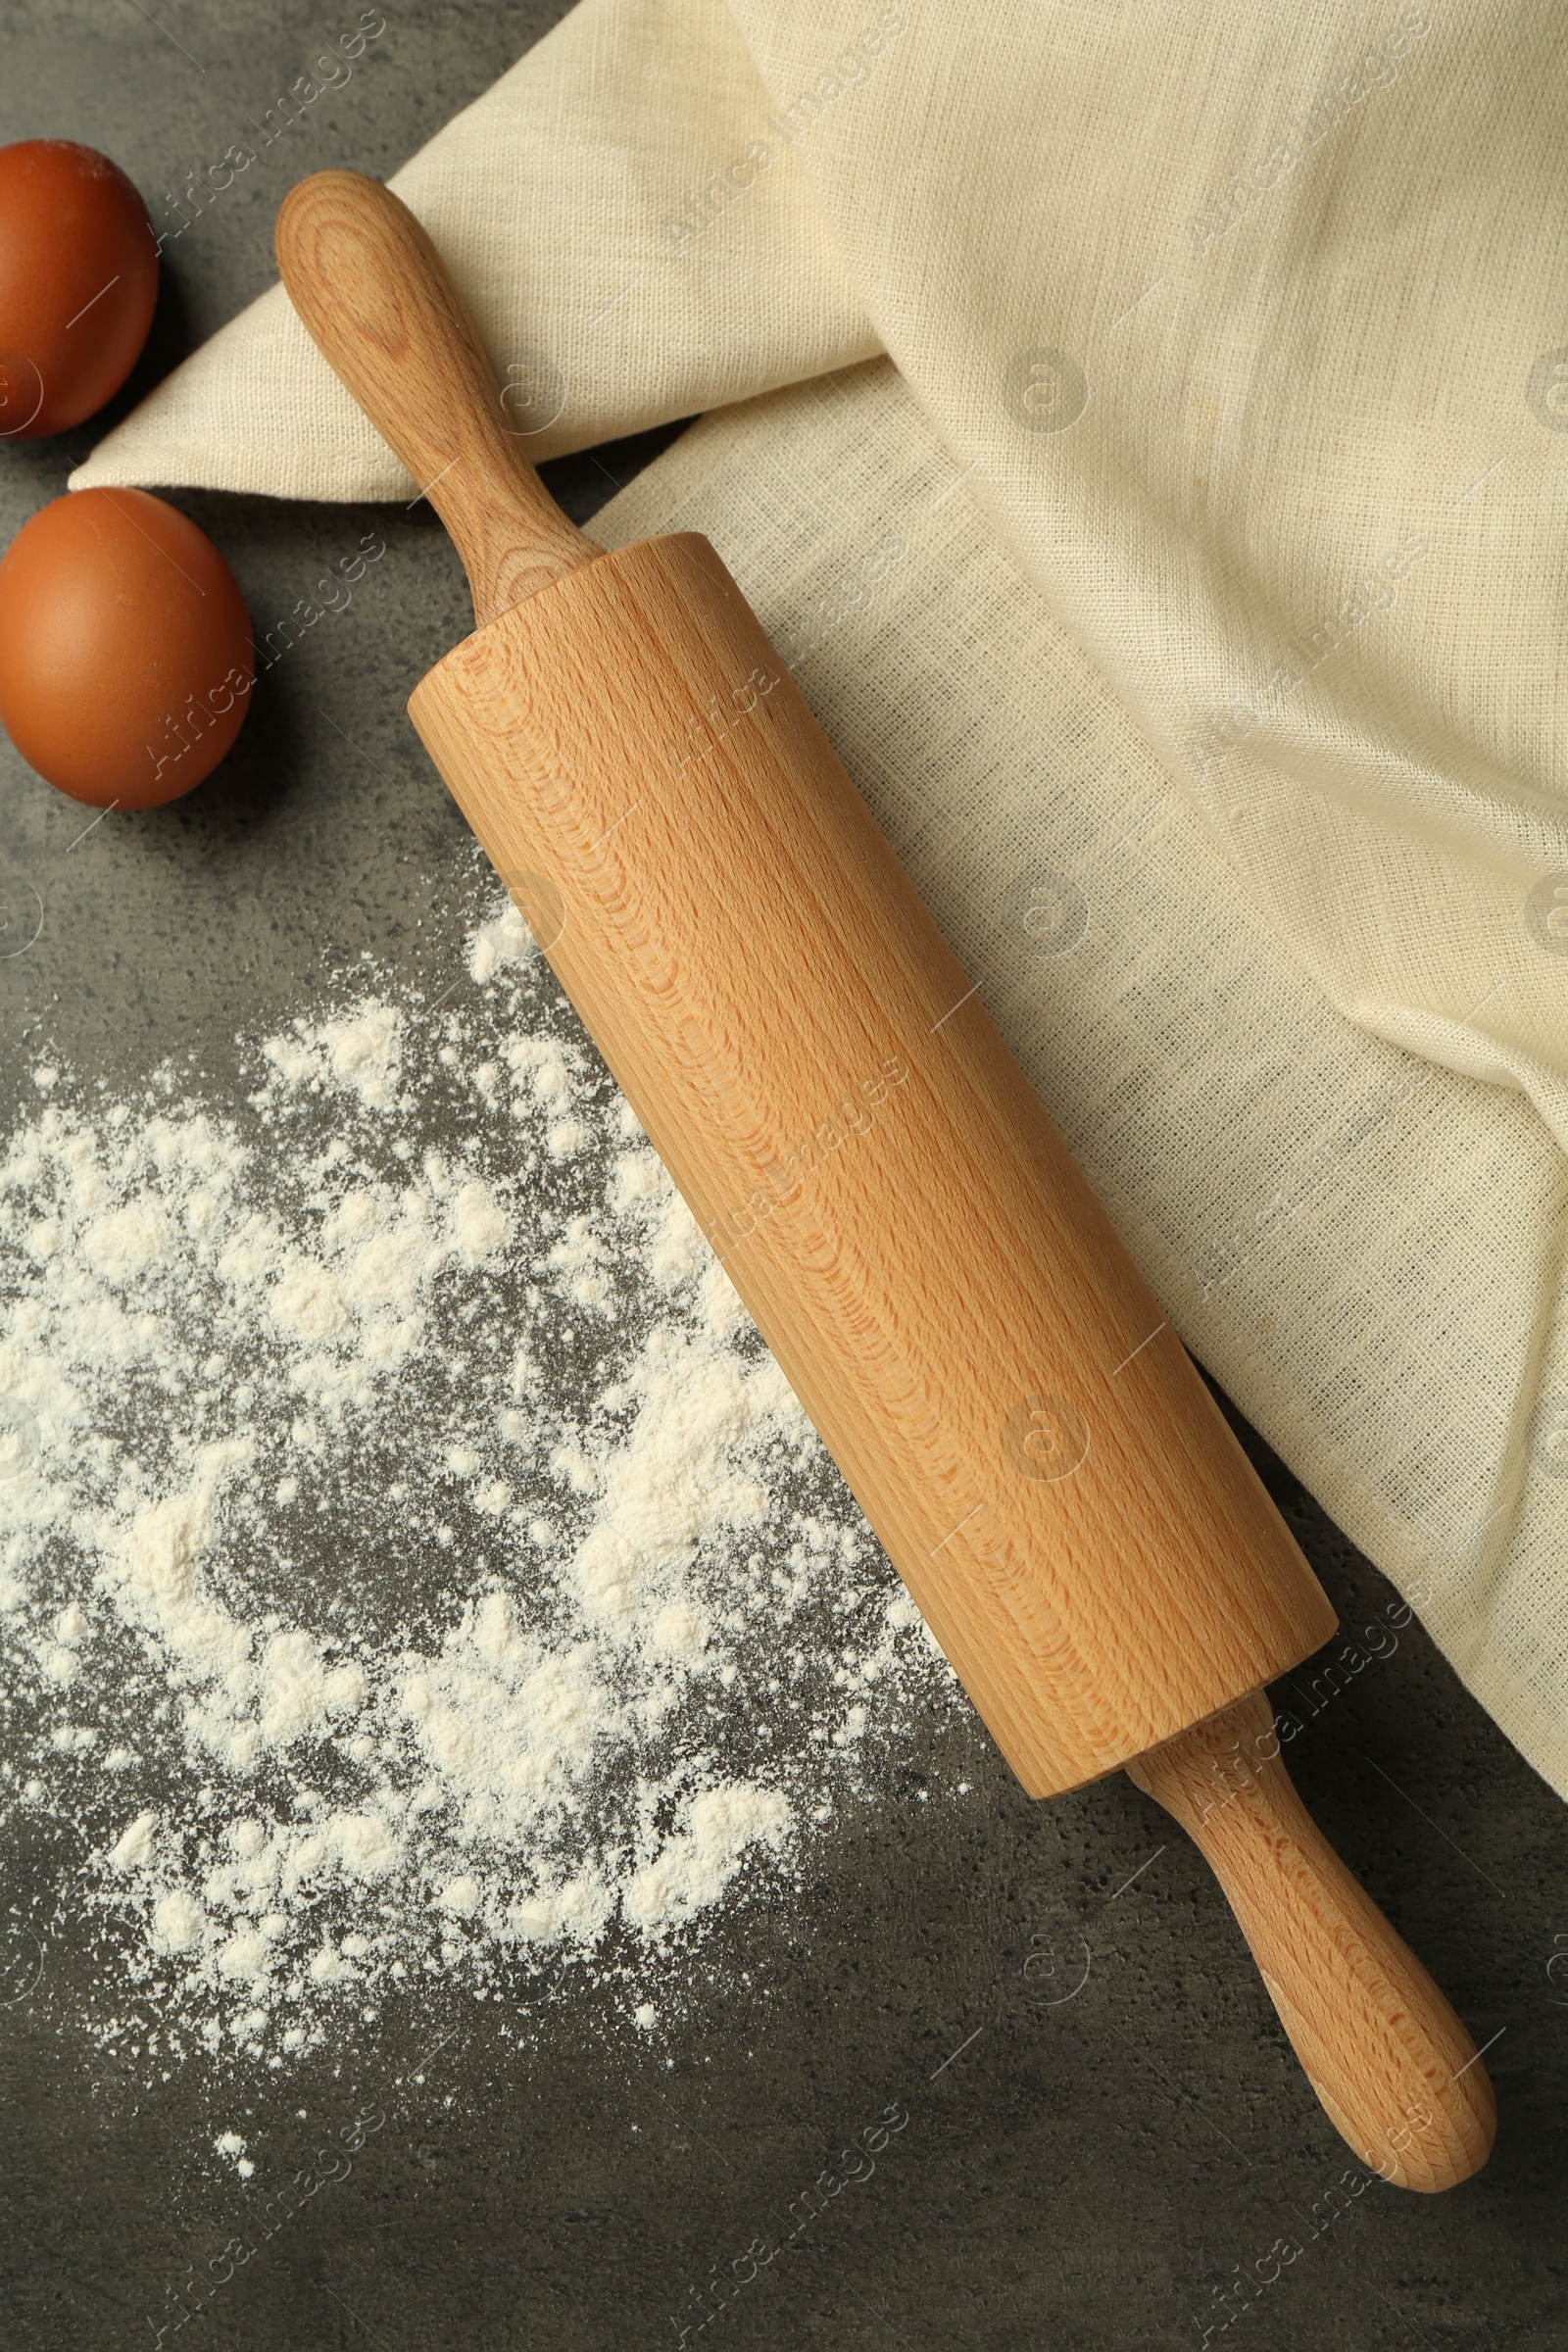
[74,1,1568,1793]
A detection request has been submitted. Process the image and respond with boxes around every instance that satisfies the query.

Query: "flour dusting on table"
[0,894,960,2075]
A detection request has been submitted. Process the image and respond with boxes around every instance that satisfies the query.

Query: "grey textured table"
[1,6,1563,2345]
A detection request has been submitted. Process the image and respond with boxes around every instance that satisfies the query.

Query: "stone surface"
[0,6,1560,2345]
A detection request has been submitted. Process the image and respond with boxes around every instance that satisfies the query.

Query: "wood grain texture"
[275,172,594,620]
[1129,1690,1495,2190]
[409,531,1339,1798]
[275,168,1493,2185]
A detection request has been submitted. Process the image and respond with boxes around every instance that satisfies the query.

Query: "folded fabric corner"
[69,0,879,506]
[69,282,415,501]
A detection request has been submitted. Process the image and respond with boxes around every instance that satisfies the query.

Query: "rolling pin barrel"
[408,527,1335,1795]
[275,169,1496,2191]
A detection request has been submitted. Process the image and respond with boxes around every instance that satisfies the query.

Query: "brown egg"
[0,489,254,808]
[0,139,159,439]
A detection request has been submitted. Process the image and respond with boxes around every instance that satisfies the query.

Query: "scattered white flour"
[263,1003,404,1108]
[214,2131,254,2178]
[0,889,960,2078]
[466,900,535,985]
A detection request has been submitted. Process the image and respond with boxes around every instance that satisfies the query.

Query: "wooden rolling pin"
[276,172,1495,2191]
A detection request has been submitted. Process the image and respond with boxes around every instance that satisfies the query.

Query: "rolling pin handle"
[1126,1690,1495,2190]
[275,171,595,623]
